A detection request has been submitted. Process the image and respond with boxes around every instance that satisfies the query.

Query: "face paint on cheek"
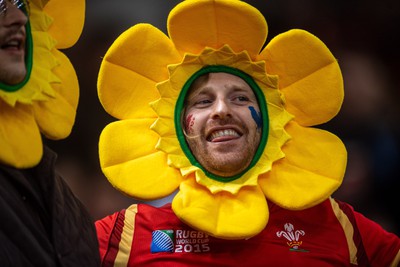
[185,114,196,134]
[249,106,262,130]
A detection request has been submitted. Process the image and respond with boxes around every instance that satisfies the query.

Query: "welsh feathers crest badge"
[276,223,308,252]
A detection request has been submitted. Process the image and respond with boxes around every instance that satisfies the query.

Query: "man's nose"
[2,2,28,27]
[211,99,232,119]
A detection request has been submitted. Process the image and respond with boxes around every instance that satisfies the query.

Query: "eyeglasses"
[0,0,28,17]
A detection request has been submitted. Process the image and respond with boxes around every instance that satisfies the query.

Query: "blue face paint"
[249,106,262,130]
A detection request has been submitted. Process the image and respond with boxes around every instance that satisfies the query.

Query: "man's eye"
[234,96,249,102]
[195,99,212,105]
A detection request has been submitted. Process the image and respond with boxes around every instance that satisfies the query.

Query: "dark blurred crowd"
[46,0,400,235]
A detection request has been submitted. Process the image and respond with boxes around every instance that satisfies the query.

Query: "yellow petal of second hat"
[173,177,269,239]
[98,24,181,120]
[99,118,183,200]
[259,121,347,209]
[168,0,267,57]
[259,29,343,126]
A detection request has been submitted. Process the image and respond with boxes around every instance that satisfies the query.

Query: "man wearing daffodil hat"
[95,0,400,266]
[0,0,100,265]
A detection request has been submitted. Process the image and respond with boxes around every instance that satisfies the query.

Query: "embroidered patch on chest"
[151,229,210,253]
[276,223,309,252]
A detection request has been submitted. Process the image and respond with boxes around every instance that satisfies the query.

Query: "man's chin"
[202,156,250,178]
[0,67,27,85]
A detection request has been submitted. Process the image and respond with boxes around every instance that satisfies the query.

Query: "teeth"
[7,41,19,46]
[2,41,20,49]
[209,129,239,141]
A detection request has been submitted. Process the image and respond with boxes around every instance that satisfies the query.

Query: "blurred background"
[46,0,400,235]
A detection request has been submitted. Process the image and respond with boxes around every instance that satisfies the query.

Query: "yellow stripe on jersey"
[390,249,400,267]
[329,198,358,265]
[114,204,138,266]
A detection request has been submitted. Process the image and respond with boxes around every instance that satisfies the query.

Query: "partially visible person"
[95,0,399,266]
[328,51,400,234]
[0,0,100,266]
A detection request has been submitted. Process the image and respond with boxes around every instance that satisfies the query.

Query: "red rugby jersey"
[96,198,400,267]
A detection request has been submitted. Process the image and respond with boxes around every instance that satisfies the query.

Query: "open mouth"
[207,129,241,142]
[1,36,24,51]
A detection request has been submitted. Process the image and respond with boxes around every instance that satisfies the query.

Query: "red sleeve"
[95,211,123,264]
[354,209,400,267]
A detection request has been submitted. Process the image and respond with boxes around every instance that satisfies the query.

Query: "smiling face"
[0,0,28,85]
[183,72,262,178]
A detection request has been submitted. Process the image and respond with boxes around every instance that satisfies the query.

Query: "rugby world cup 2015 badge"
[151,230,175,253]
[151,229,211,253]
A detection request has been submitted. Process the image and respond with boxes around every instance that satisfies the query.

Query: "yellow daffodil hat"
[98,0,347,239]
[0,0,85,168]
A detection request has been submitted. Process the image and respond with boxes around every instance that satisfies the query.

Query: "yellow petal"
[51,49,79,109]
[30,1,52,32]
[44,0,85,49]
[168,0,267,57]
[172,177,269,239]
[30,0,48,9]
[33,50,79,139]
[99,119,182,199]
[98,24,181,120]
[33,91,75,140]
[259,29,343,126]
[260,121,347,209]
[0,101,42,168]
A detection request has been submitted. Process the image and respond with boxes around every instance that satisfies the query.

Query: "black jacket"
[0,146,100,266]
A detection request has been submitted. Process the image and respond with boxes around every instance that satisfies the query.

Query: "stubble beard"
[0,65,26,85]
[0,28,27,85]
[0,51,26,85]
[186,132,259,178]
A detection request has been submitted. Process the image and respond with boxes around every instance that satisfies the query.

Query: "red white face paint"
[185,114,196,134]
